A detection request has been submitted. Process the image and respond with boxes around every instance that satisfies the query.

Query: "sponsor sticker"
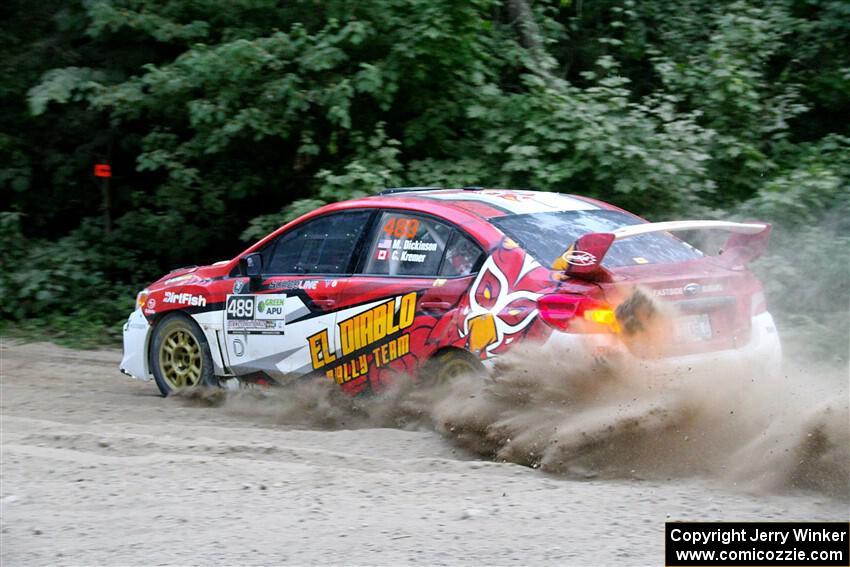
[653,283,723,297]
[257,297,285,318]
[225,294,286,334]
[163,292,207,307]
[267,279,318,290]
[308,292,417,384]
[561,250,597,267]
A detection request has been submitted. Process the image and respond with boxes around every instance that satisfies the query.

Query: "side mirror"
[238,253,263,291]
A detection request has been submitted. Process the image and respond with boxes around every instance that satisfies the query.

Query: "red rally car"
[120,188,782,396]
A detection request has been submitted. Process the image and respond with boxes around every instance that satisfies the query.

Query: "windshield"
[491,210,703,267]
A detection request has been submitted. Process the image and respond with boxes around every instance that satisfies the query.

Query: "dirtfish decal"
[163,292,207,307]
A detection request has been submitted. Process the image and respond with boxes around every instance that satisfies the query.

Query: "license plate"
[673,314,712,342]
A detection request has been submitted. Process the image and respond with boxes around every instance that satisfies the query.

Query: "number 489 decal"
[226,296,255,319]
[383,217,420,238]
[225,294,286,335]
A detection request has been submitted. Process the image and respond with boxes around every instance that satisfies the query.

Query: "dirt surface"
[1,340,847,566]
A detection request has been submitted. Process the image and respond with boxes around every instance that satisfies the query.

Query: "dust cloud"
[177,302,848,502]
[425,344,848,499]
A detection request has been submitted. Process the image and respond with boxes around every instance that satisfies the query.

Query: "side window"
[440,230,484,277]
[361,212,452,277]
[265,210,372,275]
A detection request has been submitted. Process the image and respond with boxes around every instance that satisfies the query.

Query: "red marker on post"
[95,163,112,234]
[94,163,112,178]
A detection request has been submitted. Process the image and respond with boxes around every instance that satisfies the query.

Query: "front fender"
[120,308,153,380]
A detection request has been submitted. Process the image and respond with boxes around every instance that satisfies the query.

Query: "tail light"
[538,294,619,333]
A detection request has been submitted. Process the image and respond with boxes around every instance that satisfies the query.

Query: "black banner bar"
[666,522,849,566]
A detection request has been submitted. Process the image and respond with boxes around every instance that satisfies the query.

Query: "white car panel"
[120,308,152,380]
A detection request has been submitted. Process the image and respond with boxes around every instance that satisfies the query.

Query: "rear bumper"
[530,311,782,378]
[119,308,152,381]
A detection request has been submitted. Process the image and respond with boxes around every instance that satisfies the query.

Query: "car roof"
[238,188,621,261]
[342,188,608,220]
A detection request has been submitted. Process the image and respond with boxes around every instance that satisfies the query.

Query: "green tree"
[1,0,847,352]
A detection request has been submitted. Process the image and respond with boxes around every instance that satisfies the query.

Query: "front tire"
[151,313,217,396]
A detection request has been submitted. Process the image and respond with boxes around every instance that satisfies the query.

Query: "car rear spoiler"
[552,220,772,281]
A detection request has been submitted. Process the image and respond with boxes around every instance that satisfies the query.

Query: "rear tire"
[424,349,486,383]
[151,313,217,396]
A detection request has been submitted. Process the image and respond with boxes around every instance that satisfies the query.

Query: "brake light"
[538,294,619,333]
[584,307,617,327]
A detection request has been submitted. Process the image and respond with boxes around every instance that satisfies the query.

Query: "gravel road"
[1,340,846,566]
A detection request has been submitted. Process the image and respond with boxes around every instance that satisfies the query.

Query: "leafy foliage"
[738,136,850,358]
[0,213,132,344]
[1,0,847,351]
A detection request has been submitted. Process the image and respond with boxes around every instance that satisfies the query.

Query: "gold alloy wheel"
[436,354,480,381]
[158,328,203,389]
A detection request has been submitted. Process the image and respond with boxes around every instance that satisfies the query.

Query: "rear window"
[359,211,484,277]
[491,210,703,267]
[360,212,450,276]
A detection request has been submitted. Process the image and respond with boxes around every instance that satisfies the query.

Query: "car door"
[223,209,374,381]
[327,210,485,393]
